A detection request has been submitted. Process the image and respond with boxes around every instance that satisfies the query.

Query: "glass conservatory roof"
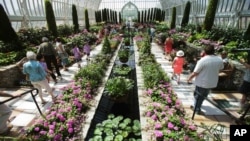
[82,0,190,10]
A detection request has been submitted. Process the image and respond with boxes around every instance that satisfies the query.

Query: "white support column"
[20,0,30,29]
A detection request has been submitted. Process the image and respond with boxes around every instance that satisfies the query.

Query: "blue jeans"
[193,86,210,112]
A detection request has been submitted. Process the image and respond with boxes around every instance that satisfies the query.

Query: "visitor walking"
[83,41,91,61]
[238,59,250,109]
[72,44,83,68]
[55,37,69,71]
[23,51,56,104]
[172,50,185,84]
[164,34,174,61]
[37,37,62,82]
[187,45,224,114]
[36,54,53,83]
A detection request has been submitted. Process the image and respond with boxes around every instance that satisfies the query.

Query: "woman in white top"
[55,37,68,71]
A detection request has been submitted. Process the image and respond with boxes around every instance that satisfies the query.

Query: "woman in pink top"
[172,50,185,84]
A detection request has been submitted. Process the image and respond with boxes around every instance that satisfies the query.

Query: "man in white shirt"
[187,45,224,114]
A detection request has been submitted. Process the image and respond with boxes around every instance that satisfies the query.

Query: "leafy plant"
[102,36,112,54]
[89,114,141,141]
[113,65,132,76]
[105,76,134,99]
[118,48,129,60]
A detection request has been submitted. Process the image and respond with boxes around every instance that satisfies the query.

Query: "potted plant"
[89,114,141,141]
[118,48,130,63]
[124,37,130,46]
[113,65,132,76]
[105,76,134,102]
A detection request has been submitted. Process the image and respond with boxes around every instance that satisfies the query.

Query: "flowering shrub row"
[26,35,121,140]
[136,33,206,141]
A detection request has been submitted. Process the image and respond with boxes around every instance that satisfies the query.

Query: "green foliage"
[57,24,74,37]
[101,36,112,54]
[243,22,250,41]
[203,0,219,31]
[142,62,169,88]
[45,0,58,37]
[0,4,18,43]
[113,65,132,76]
[139,36,151,55]
[105,76,134,98]
[181,1,191,27]
[118,48,129,60]
[170,7,176,29]
[89,114,141,141]
[72,4,79,33]
[89,25,102,33]
[17,27,53,46]
[85,9,90,31]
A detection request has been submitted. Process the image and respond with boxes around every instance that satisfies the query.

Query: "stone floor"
[0,42,246,140]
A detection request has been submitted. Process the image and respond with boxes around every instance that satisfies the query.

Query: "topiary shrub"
[181,1,191,27]
[45,0,58,37]
[85,9,90,31]
[72,4,79,33]
[102,36,111,54]
[0,4,19,44]
[170,7,176,29]
[203,0,219,31]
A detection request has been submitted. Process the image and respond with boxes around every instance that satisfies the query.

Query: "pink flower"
[68,128,74,134]
[154,123,162,129]
[39,130,47,135]
[168,122,174,129]
[34,127,40,131]
[151,114,157,120]
[188,124,197,130]
[146,111,151,117]
[154,130,163,138]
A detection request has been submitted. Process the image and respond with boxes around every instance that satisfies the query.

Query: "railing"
[0,88,44,117]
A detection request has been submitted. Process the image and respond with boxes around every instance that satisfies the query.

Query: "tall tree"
[85,8,90,31]
[181,1,191,27]
[72,4,79,33]
[170,7,176,29]
[0,4,18,43]
[45,0,58,37]
[203,0,219,31]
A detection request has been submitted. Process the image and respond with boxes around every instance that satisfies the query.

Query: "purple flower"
[54,134,62,141]
[151,114,157,120]
[49,129,54,135]
[146,111,151,117]
[168,122,174,129]
[180,118,186,125]
[147,89,153,95]
[49,125,55,130]
[39,130,47,135]
[188,124,197,130]
[154,130,163,138]
[34,127,40,131]
[155,123,162,129]
[68,128,74,134]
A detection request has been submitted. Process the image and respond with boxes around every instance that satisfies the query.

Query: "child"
[172,50,185,84]
[36,54,54,83]
[83,41,91,61]
[164,34,174,61]
[72,44,83,68]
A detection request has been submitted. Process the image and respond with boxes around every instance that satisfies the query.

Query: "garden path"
[0,44,103,137]
[150,42,245,140]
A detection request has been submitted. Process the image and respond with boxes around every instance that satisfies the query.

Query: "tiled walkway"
[0,42,246,140]
[0,44,103,137]
[150,42,246,140]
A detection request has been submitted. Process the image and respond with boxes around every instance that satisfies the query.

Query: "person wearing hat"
[187,45,224,114]
[172,50,185,84]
